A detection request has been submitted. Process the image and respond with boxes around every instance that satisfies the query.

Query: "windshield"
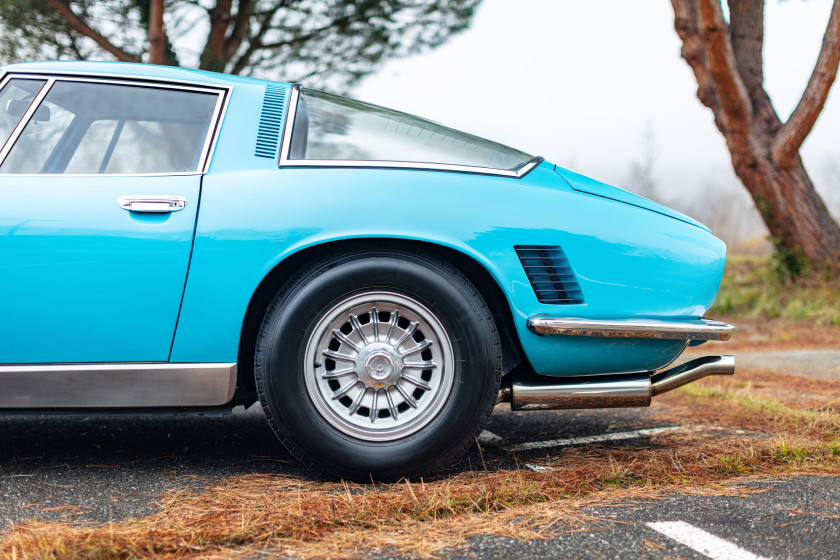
[286,88,532,172]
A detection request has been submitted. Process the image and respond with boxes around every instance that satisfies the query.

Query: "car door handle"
[117,195,187,213]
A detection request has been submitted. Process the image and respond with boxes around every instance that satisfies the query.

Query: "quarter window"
[0,80,220,174]
[286,89,532,172]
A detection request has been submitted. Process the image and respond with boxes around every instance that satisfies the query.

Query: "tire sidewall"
[257,252,499,479]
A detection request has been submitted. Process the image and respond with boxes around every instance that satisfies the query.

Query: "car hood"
[553,165,709,231]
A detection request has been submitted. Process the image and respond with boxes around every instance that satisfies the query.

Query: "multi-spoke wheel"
[255,249,501,481]
[306,292,454,441]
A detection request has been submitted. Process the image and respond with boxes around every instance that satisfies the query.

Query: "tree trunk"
[671,0,840,265]
[148,0,165,65]
[200,0,234,72]
[728,141,840,262]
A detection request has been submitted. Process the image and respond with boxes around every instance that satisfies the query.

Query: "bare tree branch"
[46,0,140,62]
[728,0,782,134]
[671,0,724,117]
[259,20,350,50]
[728,0,764,99]
[229,2,286,75]
[695,0,752,134]
[224,0,253,63]
[773,0,840,168]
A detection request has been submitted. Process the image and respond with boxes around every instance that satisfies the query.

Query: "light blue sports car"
[0,61,734,480]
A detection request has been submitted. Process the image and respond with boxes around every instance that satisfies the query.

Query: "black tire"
[254,248,501,481]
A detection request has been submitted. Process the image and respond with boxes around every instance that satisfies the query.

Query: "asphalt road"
[440,476,840,560]
[734,350,840,380]
[0,351,837,558]
[0,405,306,528]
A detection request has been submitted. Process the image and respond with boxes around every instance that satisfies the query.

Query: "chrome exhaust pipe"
[509,373,652,410]
[651,355,735,395]
[502,355,734,411]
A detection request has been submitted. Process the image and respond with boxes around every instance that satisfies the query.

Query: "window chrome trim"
[203,85,230,174]
[278,83,543,179]
[0,171,202,178]
[0,77,54,168]
[0,71,231,175]
[1,67,234,94]
[0,73,12,153]
[277,82,301,163]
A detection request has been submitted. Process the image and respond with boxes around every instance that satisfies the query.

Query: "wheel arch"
[233,238,525,406]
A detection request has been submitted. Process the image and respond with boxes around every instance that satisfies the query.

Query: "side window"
[286,88,532,171]
[0,80,219,175]
[0,78,47,151]
[2,95,74,174]
[65,120,119,174]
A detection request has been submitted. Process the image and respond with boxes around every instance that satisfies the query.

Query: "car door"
[0,75,226,364]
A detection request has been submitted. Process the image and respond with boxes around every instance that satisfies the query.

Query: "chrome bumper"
[527,316,735,341]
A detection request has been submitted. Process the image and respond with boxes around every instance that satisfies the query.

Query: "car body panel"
[553,165,708,230]
[171,162,725,376]
[0,174,199,363]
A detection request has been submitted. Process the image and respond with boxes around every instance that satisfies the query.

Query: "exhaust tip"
[651,355,735,396]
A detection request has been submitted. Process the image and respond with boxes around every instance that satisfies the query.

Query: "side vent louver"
[254,84,287,159]
[515,245,585,305]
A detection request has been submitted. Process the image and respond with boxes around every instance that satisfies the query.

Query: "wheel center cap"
[365,352,394,380]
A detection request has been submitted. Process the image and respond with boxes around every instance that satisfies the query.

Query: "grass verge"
[710,255,840,324]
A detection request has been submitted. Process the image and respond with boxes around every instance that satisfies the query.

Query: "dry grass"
[2,369,839,560]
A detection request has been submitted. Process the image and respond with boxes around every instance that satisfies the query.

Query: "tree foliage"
[670,0,840,267]
[0,0,480,90]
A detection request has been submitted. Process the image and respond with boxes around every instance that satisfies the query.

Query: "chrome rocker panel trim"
[527,316,735,341]
[0,363,237,408]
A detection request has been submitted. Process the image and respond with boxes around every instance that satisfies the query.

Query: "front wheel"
[254,249,501,480]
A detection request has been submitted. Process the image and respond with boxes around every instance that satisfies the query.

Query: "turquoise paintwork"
[1,61,726,377]
[554,166,707,230]
[171,163,724,375]
[0,175,199,363]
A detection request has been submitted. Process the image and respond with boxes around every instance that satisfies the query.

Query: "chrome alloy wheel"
[304,292,454,441]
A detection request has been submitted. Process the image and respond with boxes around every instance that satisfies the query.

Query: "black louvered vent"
[254,84,287,158]
[515,245,585,305]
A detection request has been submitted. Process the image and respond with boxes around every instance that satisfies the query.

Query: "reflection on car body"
[0,61,734,480]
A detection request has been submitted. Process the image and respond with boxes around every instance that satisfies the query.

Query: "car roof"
[2,60,290,89]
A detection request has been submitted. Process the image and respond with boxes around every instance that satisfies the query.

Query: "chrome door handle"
[117,195,187,213]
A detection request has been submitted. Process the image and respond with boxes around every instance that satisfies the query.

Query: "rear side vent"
[254,84,287,158]
[515,245,585,305]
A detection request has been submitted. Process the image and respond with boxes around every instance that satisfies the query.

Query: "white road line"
[504,426,684,452]
[647,521,771,560]
[477,429,504,444]
[524,463,553,472]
